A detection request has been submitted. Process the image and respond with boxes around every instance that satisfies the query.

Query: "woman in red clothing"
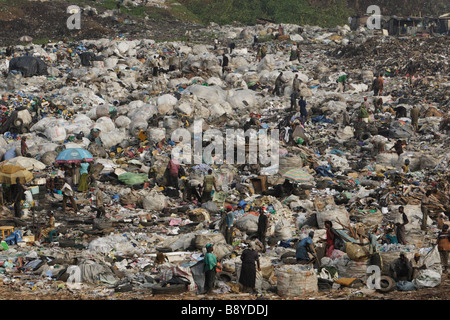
[324,220,335,257]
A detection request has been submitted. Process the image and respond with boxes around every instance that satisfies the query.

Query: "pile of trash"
[0,19,449,300]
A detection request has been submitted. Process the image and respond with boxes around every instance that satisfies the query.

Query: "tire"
[283,257,298,265]
[14,118,23,128]
[216,271,235,282]
[280,251,296,260]
[152,283,187,295]
[73,97,84,104]
[377,275,395,293]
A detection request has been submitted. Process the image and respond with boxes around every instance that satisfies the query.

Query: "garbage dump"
[0,16,449,302]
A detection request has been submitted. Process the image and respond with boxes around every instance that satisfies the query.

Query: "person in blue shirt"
[77,158,90,192]
[224,205,241,245]
[203,244,217,294]
[384,228,398,244]
[296,231,316,264]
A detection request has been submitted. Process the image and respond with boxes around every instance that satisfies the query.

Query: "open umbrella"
[279,168,314,183]
[56,148,94,164]
[0,164,33,184]
[2,157,46,171]
[19,36,33,43]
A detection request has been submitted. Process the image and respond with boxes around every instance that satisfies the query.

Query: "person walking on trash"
[335,69,347,92]
[372,73,384,96]
[411,253,426,280]
[273,72,285,96]
[201,169,218,203]
[358,98,370,123]
[437,224,450,273]
[292,74,300,92]
[391,139,406,156]
[420,189,432,231]
[220,205,235,245]
[37,211,56,242]
[395,206,409,245]
[203,243,217,294]
[299,96,308,125]
[410,105,420,131]
[62,170,78,213]
[20,136,29,157]
[257,207,269,252]
[11,177,26,218]
[77,158,90,192]
[239,241,261,294]
[166,158,182,191]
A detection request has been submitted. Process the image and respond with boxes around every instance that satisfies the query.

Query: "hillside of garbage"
[0,16,449,301]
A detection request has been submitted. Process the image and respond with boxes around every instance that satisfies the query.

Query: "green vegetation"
[178,0,355,27]
[32,38,50,45]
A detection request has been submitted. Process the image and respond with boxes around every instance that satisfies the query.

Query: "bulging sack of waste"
[175,102,193,116]
[345,242,371,261]
[129,118,148,135]
[157,94,178,110]
[275,265,318,297]
[274,219,293,241]
[201,201,219,214]
[100,129,126,149]
[115,115,131,129]
[44,124,67,142]
[188,85,227,105]
[212,243,233,260]
[235,214,259,233]
[147,127,166,144]
[389,121,414,138]
[226,89,257,108]
[96,105,110,119]
[142,191,168,211]
[334,255,369,278]
[187,208,210,223]
[194,233,226,250]
[376,153,399,167]
[40,151,58,166]
[316,207,350,229]
[413,269,441,288]
[95,117,115,133]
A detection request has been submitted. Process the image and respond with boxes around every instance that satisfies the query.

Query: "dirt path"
[0,272,448,300]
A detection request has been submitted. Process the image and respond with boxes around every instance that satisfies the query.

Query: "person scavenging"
[238,241,261,294]
[203,243,217,294]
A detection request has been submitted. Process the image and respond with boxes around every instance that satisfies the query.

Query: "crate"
[29,186,39,195]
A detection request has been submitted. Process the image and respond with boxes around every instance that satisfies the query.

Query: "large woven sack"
[235,214,259,233]
[194,233,226,250]
[334,255,370,279]
[316,207,350,229]
[142,191,167,211]
[188,208,210,223]
[275,265,318,297]
[345,242,371,261]
[119,190,142,206]
[212,243,233,260]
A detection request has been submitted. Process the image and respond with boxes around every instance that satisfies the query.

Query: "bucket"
[1,241,9,251]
